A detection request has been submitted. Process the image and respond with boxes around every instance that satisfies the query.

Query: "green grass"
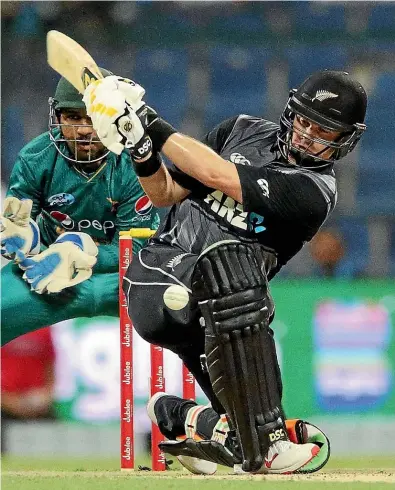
[326,457,395,470]
[2,478,394,490]
[2,455,395,490]
[3,454,395,471]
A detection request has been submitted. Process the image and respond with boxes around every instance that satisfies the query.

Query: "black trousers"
[123,242,280,414]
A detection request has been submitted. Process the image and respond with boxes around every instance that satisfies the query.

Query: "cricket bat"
[46,30,103,94]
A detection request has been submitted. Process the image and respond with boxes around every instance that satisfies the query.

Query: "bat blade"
[46,30,103,94]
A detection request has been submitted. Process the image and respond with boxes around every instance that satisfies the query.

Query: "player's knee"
[125,285,184,348]
[127,298,165,345]
[192,240,271,331]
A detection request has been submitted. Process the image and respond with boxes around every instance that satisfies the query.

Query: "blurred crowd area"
[2,1,395,277]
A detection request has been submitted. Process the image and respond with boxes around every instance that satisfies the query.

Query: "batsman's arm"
[136,155,191,208]
[161,133,242,203]
[140,115,241,203]
[82,76,239,203]
[134,117,240,207]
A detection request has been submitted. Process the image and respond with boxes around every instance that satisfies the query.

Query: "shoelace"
[266,440,294,460]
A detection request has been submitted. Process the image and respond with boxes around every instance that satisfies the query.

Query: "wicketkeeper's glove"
[18,232,98,294]
[1,197,40,263]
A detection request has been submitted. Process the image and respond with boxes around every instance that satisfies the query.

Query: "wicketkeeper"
[1,71,159,345]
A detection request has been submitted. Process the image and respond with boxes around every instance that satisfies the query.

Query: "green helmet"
[49,67,113,165]
[53,68,113,110]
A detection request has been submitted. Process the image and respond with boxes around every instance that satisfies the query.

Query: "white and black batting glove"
[116,106,154,161]
[83,75,154,156]
[123,104,161,161]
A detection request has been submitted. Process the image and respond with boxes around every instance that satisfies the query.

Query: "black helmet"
[278,70,367,169]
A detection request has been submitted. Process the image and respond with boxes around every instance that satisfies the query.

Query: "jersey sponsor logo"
[248,212,266,233]
[135,195,153,216]
[48,193,75,207]
[50,211,115,233]
[131,214,152,223]
[204,191,247,230]
[257,178,269,198]
[204,191,266,234]
[229,153,251,166]
[50,211,73,226]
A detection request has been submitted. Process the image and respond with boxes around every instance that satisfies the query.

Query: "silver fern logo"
[312,90,338,102]
[166,253,191,270]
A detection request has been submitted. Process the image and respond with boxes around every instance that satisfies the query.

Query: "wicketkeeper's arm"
[18,232,98,294]
[7,153,43,220]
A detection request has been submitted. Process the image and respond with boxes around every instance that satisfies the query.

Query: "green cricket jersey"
[7,131,159,273]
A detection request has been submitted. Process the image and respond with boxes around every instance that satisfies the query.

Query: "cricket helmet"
[278,70,367,169]
[48,68,113,164]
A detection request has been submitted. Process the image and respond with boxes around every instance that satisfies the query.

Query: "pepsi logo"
[50,211,73,226]
[135,195,152,216]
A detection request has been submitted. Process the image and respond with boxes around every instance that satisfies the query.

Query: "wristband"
[148,118,177,151]
[132,152,162,177]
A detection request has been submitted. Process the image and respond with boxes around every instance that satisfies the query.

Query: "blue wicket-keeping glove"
[1,197,40,262]
[18,232,98,294]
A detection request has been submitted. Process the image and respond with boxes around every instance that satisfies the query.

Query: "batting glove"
[18,232,98,294]
[83,75,152,156]
[1,197,40,262]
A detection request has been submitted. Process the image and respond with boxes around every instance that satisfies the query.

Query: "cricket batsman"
[83,70,366,473]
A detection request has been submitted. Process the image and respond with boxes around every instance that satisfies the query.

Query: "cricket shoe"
[148,394,324,475]
[234,439,320,475]
[147,392,217,475]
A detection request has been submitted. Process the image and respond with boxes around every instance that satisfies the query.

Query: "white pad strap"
[184,405,210,441]
[211,414,230,446]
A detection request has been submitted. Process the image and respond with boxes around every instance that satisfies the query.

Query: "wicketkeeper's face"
[290,115,342,163]
[59,109,107,163]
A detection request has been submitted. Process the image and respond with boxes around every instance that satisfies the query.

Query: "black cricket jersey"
[153,115,337,279]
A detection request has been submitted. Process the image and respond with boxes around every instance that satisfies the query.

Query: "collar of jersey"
[72,161,108,182]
